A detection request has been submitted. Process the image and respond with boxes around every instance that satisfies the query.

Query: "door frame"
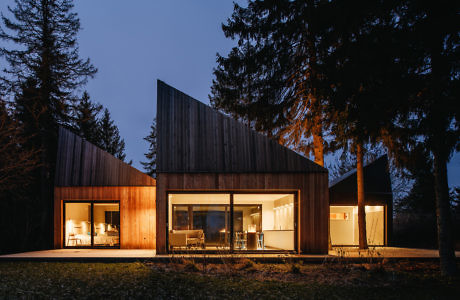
[166,190,298,254]
[63,200,120,249]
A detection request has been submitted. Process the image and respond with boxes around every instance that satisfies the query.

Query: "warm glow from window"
[330,212,349,220]
[330,205,384,246]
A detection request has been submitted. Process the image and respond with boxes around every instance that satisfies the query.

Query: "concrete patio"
[0,247,459,263]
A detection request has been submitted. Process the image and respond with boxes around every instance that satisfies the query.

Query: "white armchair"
[169,229,205,250]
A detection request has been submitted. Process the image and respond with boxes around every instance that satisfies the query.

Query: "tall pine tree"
[73,91,102,146]
[0,0,96,249]
[384,0,459,275]
[141,119,157,178]
[210,0,330,165]
[98,108,127,162]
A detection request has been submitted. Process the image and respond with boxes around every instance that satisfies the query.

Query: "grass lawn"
[0,259,459,299]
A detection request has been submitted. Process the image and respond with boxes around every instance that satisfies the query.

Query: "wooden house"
[53,127,156,249]
[329,156,393,246]
[155,81,329,254]
[55,80,396,254]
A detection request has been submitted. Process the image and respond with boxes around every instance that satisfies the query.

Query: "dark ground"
[0,259,459,299]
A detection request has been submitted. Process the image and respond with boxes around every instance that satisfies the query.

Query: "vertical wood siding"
[329,156,393,244]
[156,172,329,254]
[56,127,156,187]
[157,80,327,174]
[54,186,156,249]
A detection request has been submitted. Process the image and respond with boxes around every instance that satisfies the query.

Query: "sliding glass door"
[329,205,385,246]
[168,192,296,252]
[64,202,92,247]
[64,201,120,248]
[233,194,295,251]
[169,194,230,250]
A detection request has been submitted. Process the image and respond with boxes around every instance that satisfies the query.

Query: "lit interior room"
[329,205,384,246]
[168,193,295,251]
[64,202,120,247]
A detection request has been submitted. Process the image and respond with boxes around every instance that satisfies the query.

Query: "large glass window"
[93,203,120,247]
[234,194,294,251]
[65,203,91,247]
[168,193,295,251]
[64,201,120,248]
[169,194,230,250]
[329,205,385,246]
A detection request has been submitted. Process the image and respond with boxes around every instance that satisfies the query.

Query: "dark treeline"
[211,0,459,275]
[141,118,157,178]
[0,0,127,254]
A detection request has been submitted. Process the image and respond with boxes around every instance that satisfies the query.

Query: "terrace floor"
[1,247,459,262]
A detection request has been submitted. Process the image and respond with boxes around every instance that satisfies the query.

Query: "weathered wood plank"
[155,172,329,254]
[54,186,156,249]
[156,80,327,174]
[55,127,155,187]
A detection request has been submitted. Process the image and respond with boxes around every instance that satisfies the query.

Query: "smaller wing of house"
[55,126,155,187]
[54,127,156,249]
[329,155,393,246]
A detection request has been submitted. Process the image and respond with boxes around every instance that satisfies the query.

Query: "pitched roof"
[156,80,326,173]
[55,126,155,186]
[329,155,392,194]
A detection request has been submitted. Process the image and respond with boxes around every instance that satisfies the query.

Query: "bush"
[182,260,200,272]
[290,263,301,274]
[239,259,256,271]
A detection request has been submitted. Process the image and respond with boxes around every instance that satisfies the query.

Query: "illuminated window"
[329,205,384,246]
[330,212,349,220]
[64,201,120,248]
[168,193,295,251]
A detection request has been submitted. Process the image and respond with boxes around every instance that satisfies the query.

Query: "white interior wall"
[330,205,384,245]
[65,203,90,236]
[167,193,295,250]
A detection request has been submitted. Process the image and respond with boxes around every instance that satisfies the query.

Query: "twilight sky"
[0,1,458,187]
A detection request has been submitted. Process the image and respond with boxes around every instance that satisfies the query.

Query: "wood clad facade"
[156,172,329,254]
[54,186,156,249]
[54,127,156,249]
[157,80,325,174]
[329,156,393,207]
[156,81,330,254]
[329,156,393,245]
[56,127,155,187]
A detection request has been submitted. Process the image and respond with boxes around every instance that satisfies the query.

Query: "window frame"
[166,190,298,254]
[63,200,120,249]
[329,204,387,247]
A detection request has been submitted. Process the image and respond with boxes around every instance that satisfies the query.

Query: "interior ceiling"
[169,193,291,202]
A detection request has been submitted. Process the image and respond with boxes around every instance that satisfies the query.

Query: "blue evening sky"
[0,1,458,187]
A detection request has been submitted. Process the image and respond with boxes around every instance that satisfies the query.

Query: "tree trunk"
[426,2,458,276]
[313,127,324,167]
[433,149,457,276]
[356,143,368,249]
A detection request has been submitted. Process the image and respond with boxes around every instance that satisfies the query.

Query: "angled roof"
[156,80,326,173]
[329,155,392,194]
[55,126,155,186]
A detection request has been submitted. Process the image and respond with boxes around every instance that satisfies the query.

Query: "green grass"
[0,261,459,299]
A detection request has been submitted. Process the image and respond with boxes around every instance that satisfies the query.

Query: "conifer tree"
[0,0,97,123]
[0,0,96,247]
[0,100,39,192]
[73,91,102,146]
[319,0,415,250]
[0,98,41,254]
[0,0,96,249]
[98,108,127,162]
[385,0,459,275]
[141,119,157,178]
[210,0,329,165]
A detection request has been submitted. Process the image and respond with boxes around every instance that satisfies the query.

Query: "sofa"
[169,229,205,250]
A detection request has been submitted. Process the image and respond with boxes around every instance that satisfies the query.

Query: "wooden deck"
[1,247,458,263]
